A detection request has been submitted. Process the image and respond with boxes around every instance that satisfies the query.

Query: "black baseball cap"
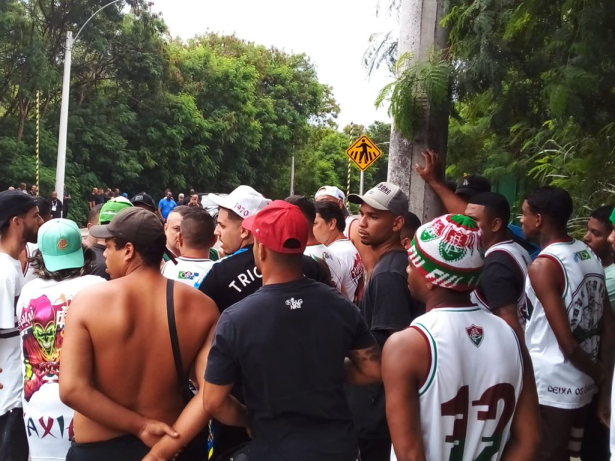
[130,193,156,212]
[90,207,162,243]
[0,191,37,228]
[455,174,491,198]
[90,207,177,263]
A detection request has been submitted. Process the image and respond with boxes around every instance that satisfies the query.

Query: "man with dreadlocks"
[16,219,106,460]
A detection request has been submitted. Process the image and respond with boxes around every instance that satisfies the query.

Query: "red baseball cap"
[242,200,308,254]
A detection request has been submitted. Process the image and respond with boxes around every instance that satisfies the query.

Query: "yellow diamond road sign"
[346,135,382,172]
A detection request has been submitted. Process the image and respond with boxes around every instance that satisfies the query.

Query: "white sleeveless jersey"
[471,240,532,328]
[525,239,605,409]
[392,306,523,461]
[343,216,357,239]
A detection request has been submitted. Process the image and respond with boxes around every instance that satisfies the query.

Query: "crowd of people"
[1,150,615,461]
[5,183,73,221]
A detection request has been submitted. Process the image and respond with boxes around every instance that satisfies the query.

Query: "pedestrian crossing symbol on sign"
[346,135,382,172]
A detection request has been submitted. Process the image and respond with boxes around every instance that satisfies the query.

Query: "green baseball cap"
[38,219,84,272]
[99,197,134,225]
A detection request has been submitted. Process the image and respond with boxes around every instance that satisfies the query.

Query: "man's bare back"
[60,268,218,444]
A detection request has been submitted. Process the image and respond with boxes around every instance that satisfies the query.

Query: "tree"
[371,0,615,223]
[291,122,391,200]
[0,3,338,224]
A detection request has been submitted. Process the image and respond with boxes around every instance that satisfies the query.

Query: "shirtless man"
[59,207,219,460]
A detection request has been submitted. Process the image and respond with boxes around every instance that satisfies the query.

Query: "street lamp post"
[55,0,123,199]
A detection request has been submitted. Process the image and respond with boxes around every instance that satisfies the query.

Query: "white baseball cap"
[315,186,345,201]
[208,186,271,219]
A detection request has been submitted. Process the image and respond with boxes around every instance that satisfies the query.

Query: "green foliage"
[0,1,338,224]
[292,122,391,199]
[376,52,452,139]
[372,0,615,222]
[443,0,615,218]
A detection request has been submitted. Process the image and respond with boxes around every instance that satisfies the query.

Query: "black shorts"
[0,408,29,461]
[66,434,203,461]
[537,404,589,461]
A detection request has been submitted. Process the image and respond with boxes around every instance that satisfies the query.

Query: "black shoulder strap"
[166,279,192,403]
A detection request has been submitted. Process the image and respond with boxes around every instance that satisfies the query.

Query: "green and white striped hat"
[409,214,484,292]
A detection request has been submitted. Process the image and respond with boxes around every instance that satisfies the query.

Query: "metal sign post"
[290,155,295,196]
[360,171,364,196]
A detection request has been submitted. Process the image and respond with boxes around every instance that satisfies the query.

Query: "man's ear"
[178,232,185,248]
[492,217,504,233]
[392,215,405,233]
[123,242,136,262]
[10,215,22,231]
[425,279,436,292]
[258,242,268,263]
[240,227,251,240]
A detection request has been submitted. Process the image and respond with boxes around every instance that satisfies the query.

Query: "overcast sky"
[153,0,398,129]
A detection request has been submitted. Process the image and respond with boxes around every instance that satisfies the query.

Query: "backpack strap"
[166,279,192,404]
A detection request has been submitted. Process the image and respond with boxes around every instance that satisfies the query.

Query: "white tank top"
[471,240,532,328]
[525,239,605,409]
[392,306,523,461]
[343,216,357,239]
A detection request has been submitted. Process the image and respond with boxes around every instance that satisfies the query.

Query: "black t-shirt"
[91,243,110,281]
[88,193,97,204]
[475,251,525,310]
[347,249,424,440]
[62,196,71,218]
[49,199,62,219]
[206,278,375,461]
[198,245,329,314]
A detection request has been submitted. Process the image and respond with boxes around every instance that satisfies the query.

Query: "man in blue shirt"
[158,190,177,223]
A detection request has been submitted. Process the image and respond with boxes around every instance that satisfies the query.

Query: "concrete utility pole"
[55,0,123,200]
[55,31,73,201]
[387,0,449,222]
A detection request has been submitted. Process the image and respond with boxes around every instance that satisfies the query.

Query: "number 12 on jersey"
[441,383,516,461]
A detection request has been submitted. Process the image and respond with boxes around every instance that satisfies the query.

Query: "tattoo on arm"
[349,344,382,363]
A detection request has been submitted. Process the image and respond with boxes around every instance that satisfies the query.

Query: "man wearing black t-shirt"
[49,191,63,219]
[199,186,329,313]
[204,200,381,461]
[465,192,532,337]
[198,186,329,459]
[346,182,424,461]
[88,187,98,209]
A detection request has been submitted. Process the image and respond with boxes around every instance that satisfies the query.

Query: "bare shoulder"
[69,280,117,315]
[383,327,430,377]
[385,327,427,355]
[528,255,561,286]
